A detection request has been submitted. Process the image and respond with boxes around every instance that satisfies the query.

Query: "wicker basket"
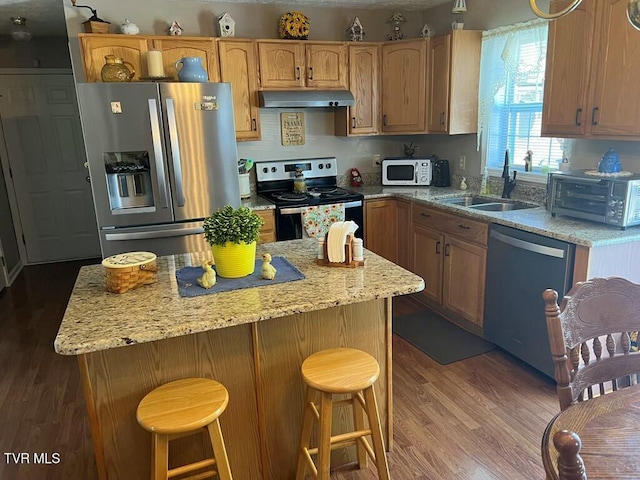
[102,251,158,294]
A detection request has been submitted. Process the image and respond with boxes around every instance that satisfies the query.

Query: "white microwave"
[382,158,432,186]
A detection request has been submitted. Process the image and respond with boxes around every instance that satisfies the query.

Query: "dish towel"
[301,204,345,238]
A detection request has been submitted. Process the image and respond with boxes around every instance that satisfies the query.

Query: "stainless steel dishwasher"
[483,224,575,378]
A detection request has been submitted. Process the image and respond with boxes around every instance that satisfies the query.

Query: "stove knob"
[325,163,331,169]
[334,101,339,106]
[609,200,617,207]
[271,166,277,173]
[262,167,268,173]
[318,164,324,169]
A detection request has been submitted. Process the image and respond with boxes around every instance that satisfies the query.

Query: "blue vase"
[175,57,208,83]
[598,148,621,173]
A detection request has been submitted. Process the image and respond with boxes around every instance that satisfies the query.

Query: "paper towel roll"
[146,50,165,78]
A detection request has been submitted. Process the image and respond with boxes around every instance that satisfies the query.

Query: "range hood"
[259,90,354,108]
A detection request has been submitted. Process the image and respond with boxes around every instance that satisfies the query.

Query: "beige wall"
[0,36,71,68]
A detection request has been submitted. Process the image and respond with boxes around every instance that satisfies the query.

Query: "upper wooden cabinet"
[257,40,348,89]
[79,34,149,82]
[381,39,428,134]
[427,30,481,134]
[218,39,261,141]
[335,43,380,136]
[78,34,220,83]
[150,38,219,82]
[543,0,640,138]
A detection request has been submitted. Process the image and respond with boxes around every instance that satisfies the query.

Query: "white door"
[0,73,100,263]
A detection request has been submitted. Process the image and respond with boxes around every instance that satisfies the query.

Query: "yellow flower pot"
[211,241,257,278]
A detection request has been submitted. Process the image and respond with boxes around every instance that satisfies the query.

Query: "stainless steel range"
[256,157,364,240]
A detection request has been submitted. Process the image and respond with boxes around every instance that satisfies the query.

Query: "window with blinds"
[481,21,566,175]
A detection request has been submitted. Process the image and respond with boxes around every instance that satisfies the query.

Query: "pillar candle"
[146,50,165,78]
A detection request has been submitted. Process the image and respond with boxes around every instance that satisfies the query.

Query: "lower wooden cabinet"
[396,200,412,270]
[364,199,398,263]
[256,210,276,244]
[410,203,487,328]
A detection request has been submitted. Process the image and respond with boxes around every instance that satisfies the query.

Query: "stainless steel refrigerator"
[76,82,240,257]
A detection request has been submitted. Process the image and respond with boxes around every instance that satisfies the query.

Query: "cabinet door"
[542,0,594,136]
[589,0,640,136]
[258,41,305,88]
[412,225,443,305]
[381,40,427,133]
[442,236,486,327]
[428,35,450,133]
[364,199,397,262]
[219,39,261,141]
[257,210,276,243]
[396,200,412,270]
[347,44,379,135]
[151,37,219,82]
[305,43,348,89]
[79,34,149,82]
[448,30,482,135]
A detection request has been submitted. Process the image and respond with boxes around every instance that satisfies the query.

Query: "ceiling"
[0,0,451,37]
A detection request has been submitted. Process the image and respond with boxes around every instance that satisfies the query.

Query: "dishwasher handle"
[490,229,566,258]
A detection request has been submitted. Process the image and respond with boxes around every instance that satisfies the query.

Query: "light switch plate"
[459,155,466,171]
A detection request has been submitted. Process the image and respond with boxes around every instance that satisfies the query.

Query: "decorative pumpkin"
[279,11,310,39]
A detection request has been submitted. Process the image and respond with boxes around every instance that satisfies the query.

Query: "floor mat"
[393,309,496,365]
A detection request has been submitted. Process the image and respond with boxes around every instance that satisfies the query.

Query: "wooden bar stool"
[295,347,390,480]
[136,378,233,480]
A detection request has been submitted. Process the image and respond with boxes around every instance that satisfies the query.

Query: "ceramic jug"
[175,57,208,83]
[101,55,135,82]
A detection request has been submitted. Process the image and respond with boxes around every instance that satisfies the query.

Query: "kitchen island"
[55,239,424,480]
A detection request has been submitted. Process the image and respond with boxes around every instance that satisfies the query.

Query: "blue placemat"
[175,256,305,297]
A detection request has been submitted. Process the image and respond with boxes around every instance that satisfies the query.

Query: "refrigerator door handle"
[165,98,186,207]
[104,226,204,241]
[147,99,169,209]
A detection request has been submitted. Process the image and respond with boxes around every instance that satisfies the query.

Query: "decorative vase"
[211,241,257,278]
[598,148,621,173]
[175,57,208,83]
[101,55,135,82]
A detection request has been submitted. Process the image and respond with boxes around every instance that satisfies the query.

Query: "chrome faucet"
[501,150,517,199]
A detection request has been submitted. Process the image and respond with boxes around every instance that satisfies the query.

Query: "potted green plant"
[203,205,264,278]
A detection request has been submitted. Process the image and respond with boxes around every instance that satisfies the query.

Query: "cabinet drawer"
[439,214,488,246]
[412,204,448,229]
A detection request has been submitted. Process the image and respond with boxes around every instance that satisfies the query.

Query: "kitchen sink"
[468,202,536,211]
[435,195,538,211]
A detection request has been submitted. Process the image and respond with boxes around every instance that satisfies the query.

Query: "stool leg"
[351,392,368,469]
[151,433,169,480]
[206,419,233,480]
[317,391,333,480]
[296,386,317,480]
[362,386,390,480]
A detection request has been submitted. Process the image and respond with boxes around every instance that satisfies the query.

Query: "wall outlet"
[459,155,466,171]
[372,154,382,168]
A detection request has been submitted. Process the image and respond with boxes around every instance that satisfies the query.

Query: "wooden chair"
[553,430,587,480]
[295,348,390,480]
[136,377,233,480]
[543,276,640,411]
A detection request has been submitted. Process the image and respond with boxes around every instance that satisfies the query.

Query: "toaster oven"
[548,171,640,228]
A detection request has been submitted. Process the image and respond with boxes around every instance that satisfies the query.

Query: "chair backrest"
[543,277,640,411]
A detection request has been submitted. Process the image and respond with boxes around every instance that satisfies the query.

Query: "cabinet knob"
[435,241,441,254]
[440,112,445,125]
[308,66,313,81]
[252,118,257,131]
[457,223,471,230]
[591,107,599,126]
[352,117,356,129]
[444,243,450,256]
[295,66,301,81]
[575,108,582,126]
[383,114,388,126]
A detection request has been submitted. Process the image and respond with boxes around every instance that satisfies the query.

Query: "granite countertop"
[54,239,424,356]
[241,194,274,211]
[354,185,640,248]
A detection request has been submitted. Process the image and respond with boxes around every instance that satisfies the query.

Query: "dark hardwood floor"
[0,262,559,479]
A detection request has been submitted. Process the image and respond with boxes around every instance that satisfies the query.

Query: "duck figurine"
[197,261,216,289]
[261,253,277,280]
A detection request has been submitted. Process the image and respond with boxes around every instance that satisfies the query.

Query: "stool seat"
[137,378,229,435]
[301,347,380,393]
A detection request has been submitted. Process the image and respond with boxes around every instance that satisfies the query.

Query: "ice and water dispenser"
[104,151,154,210]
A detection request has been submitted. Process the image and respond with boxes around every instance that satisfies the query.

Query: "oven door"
[276,201,364,240]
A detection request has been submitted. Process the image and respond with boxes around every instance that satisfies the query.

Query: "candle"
[146,50,164,78]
